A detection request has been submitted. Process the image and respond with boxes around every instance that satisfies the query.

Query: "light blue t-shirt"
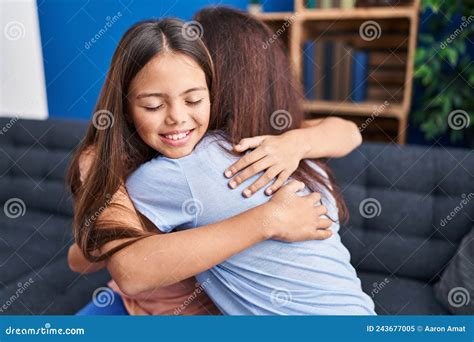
[126,133,376,315]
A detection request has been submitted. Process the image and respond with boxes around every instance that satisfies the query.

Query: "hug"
[68,6,374,315]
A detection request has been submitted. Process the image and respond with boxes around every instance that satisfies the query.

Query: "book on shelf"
[314,41,325,100]
[303,41,316,100]
[341,0,355,8]
[351,50,369,102]
[328,41,353,101]
[355,0,411,6]
[322,41,334,100]
[306,0,317,8]
[303,40,357,102]
[321,0,332,8]
[339,44,353,101]
[332,41,344,100]
[304,0,412,10]
[304,0,364,9]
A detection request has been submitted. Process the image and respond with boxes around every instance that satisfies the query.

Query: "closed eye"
[143,104,164,111]
[186,99,203,106]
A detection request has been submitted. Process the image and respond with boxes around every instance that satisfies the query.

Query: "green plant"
[412,0,474,143]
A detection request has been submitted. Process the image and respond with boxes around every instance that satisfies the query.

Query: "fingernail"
[229,181,237,189]
[265,189,272,195]
[224,170,232,178]
[243,189,251,198]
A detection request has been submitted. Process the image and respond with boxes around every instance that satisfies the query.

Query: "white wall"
[0,0,48,119]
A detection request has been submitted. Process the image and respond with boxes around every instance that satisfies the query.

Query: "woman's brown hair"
[66,19,214,262]
[194,6,348,222]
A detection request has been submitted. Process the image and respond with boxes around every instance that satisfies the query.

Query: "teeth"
[164,131,189,140]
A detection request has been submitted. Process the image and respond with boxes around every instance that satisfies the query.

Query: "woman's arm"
[224,117,362,197]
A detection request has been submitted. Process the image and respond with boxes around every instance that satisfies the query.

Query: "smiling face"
[128,52,211,159]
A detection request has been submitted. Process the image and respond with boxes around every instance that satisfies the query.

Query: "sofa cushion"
[329,143,473,314]
[329,144,474,282]
[359,272,448,315]
[0,118,110,314]
[434,227,474,315]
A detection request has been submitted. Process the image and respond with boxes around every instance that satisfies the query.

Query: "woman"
[71,8,362,316]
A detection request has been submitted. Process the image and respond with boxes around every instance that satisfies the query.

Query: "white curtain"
[0,0,48,119]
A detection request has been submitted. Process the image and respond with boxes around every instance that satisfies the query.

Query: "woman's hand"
[262,180,332,242]
[224,131,305,197]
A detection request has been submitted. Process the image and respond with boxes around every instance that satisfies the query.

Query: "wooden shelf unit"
[254,0,420,143]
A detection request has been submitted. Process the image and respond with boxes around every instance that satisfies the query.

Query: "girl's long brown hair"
[66,19,214,262]
[194,7,348,222]
[68,9,348,263]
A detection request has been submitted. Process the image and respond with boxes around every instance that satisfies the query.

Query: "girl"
[70,12,362,312]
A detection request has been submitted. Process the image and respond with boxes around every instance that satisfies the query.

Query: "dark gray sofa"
[0,117,472,315]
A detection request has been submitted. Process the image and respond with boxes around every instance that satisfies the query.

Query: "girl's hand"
[262,180,332,242]
[224,131,307,198]
[224,118,362,198]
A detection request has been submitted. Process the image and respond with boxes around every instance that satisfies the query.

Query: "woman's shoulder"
[182,131,233,162]
[130,154,184,182]
[195,131,232,151]
[128,132,233,184]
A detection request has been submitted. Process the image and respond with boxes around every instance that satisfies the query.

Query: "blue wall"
[37,0,293,119]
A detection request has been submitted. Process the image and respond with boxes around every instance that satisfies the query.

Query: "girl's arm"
[103,181,329,297]
[225,117,362,197]
[299,117,363,158]
[68,243,106,274]
[68,149,332,294]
